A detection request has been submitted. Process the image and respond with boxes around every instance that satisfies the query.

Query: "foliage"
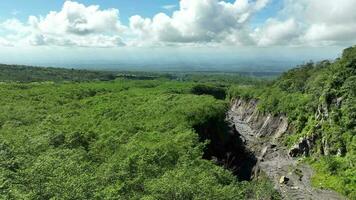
[310,156,356,199]
[177,72,274,85]
[0,64,117,82]
[2,46,354,199]
[228,46,356,198]
[191,84,227,100]
[0,79,276,199]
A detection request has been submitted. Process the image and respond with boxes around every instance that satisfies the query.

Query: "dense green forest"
[229,46,356,198]
[0,64,273,85]
[0,79,278,199]
[0,64,117,82]
[0,46,355,199]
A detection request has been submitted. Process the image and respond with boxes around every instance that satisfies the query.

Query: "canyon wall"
[230,98,289,140]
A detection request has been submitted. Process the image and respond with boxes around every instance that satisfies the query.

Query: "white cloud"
[28,33,124,48]
[259,0,356,46]
[162,4,177,10]
[252,18,300,46]
[130,0,270,45]
[28,1,126,47]
[0,0,356,48]
[248,0,356,47]
[304,0,356,25]
[30,1,125,36]
[0,1,126,48]
[0,19,31,46]
[0,37,14,47]
[302,0,356,44]
[0,18,30,33]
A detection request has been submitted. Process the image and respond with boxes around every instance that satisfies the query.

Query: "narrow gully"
[194,116,257,181]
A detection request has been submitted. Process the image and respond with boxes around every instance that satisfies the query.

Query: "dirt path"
[227,110,346,200]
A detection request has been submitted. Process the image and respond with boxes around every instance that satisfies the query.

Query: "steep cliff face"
[227,46,355,199]
[230,98,319,157]
[230,98,289,140]
[228,98,346,200]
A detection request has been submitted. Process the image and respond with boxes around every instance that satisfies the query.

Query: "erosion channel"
[196,98,346,200]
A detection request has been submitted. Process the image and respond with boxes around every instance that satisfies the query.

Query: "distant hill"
[0,64,277,84]
[0,64,117,82]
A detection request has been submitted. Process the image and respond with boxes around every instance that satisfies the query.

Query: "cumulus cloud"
[27,1,126,47]
[255,0,356,46]
[0,1,126,47]
[130,0,269,45]
[30,1,124,36]
[252,18,300,46]
[1,19,30,33]
[0,19,31,46]
[28,33,124,48]
[0,0,355,48]
[302,0,356,44]
[0,37,14,47]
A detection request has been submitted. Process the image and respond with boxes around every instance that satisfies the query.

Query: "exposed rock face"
[231,98,322,158]
[288,135,317,157]
[322,137,330,156]
[229,98,346,200]
[230,98,289,139]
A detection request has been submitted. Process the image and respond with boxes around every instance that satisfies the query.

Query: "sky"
[0,0,355,71]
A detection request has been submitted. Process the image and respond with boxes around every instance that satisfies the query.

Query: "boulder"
[279,176,289,184]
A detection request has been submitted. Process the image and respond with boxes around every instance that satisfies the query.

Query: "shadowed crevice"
[194,117,257,181]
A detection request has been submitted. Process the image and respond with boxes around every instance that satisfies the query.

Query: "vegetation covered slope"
[0,64,117,82]
[229,46,356,198]
[0,80,278,199]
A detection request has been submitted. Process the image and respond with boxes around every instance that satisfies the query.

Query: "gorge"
[197,98,346,199]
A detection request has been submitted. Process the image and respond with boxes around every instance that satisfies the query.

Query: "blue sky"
[0,0,174,24]
[0,0,355,70]
[0,0,281,26]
